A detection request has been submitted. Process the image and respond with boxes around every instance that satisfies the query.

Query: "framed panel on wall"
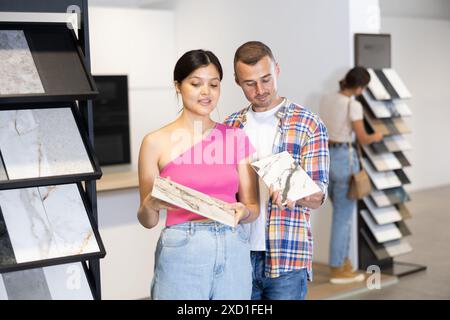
[0,183,106,273]
[0,102,102,190]
[0,22,98,104]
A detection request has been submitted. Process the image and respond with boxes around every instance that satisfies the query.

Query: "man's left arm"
[291,120,330,210]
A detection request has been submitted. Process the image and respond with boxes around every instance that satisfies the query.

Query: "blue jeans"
[151,221,252,300]
[328,144,359,268]
[251,251,308,300]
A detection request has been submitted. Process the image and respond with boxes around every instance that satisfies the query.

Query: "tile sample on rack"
[362,145,402,171]
[394,169,411,185]
[0,108,93,180]
[152,176,236,227]
[0,30,44,95]
[363,196,402,225]
[392,117,411,134]
[383,135,412,152]
[363,110,391,136]
[363,158,401,190]
[367,68,391,100]
[369,142,390,154]
[361,91,391,118]
[394,152,411,167]
[393,100,412,117]
[0,262,93,300]
[0,184,100,267]
[361,228,412,260]
[370,187,410,207]
[360,209,402,243]
[397,203,412,220]
[251,151,321,204]
[0,157,7,181]
[382,69,412,99]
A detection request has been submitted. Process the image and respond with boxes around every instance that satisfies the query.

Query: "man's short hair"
[234,41,275,70]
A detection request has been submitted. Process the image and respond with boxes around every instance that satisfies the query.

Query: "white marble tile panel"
[0,184,99,263]
[370,189,392,207]
[251,151,321,204]
[0,108,94,180]
[361,209,402,243]
[362,91,391,118]
[363,158,401,190]
[363,145,402,171]
[39,184,100,255]
[0,30,44,95]
[363,196,402,225]
[367,68,391,100]
[44,262,93,300]
[152,176,236,227]
[382,69,412,99]
[384,135,412,152]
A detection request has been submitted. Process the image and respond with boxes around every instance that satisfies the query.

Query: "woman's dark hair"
[173,49,223,83]
[339,66,370,91]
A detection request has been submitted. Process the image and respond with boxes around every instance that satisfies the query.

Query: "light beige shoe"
[330,265,365,284]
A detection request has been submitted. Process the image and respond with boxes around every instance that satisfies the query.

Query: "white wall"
[381,16,450,191]
[89,7,178,171]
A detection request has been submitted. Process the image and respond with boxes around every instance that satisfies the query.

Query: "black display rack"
[354,33,427,278]
[0,0,104,299]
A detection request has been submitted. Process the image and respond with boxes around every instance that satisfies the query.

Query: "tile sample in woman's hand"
[251,151,321,205]
[151,176,236,227]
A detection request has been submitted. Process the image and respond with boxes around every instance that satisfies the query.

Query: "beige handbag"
[347,142,372,200]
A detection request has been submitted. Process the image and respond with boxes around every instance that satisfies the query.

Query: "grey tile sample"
[2,268,51,300]
[362,145,402,171]
[360,209,402,243]
[152,176,236,227]
[383,135,412,152]
[0,262,93,300]
[0,184,100,266]
[361,90,391,118]
[251,151,321,204]
[394,169,411,185]
[361,228,412,260]
[0,30,44,95]
[363,196,402,225]
[396,220,412,237]
[0,207,16,266]
[394,152,411,167]
[0,108,94,180]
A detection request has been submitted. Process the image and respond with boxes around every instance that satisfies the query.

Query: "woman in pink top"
[137,50,259,300]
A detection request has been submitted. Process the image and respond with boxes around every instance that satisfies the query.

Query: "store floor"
[310,185,450,300]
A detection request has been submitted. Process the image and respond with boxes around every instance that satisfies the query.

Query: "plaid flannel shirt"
[224,98,329,279]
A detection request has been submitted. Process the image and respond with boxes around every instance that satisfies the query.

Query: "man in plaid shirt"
[224,41,329,300]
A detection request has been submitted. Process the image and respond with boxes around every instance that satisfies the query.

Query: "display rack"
[354,33,426,277]
[0,0,104,299]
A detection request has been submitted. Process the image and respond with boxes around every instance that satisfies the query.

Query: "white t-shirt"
[243,101,284,251]
[319,92,363,142]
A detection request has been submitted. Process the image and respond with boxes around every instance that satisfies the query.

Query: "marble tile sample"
[384,238,412,257]
[382,69,412,99]
[362,145,402,171]
[363,196,402,225]
[0,262,93,300]
[397,203,412,220]
[363,158,401,190]
[363,110,391,136]
[370,187,410,207]
[152,176,236,227]
[393,100,412,117]
[361,91,391,118]
[383,135,412,152]
[0,207,16,266]
[360,209,402,243]
[0,30,45,95]
[0,184,100,265]
[0,157,7,181]
[361,228,412,260]
[0,108,94,180]
[251,151,321,204]
[367,68,391,100]
[392,117,411,134]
